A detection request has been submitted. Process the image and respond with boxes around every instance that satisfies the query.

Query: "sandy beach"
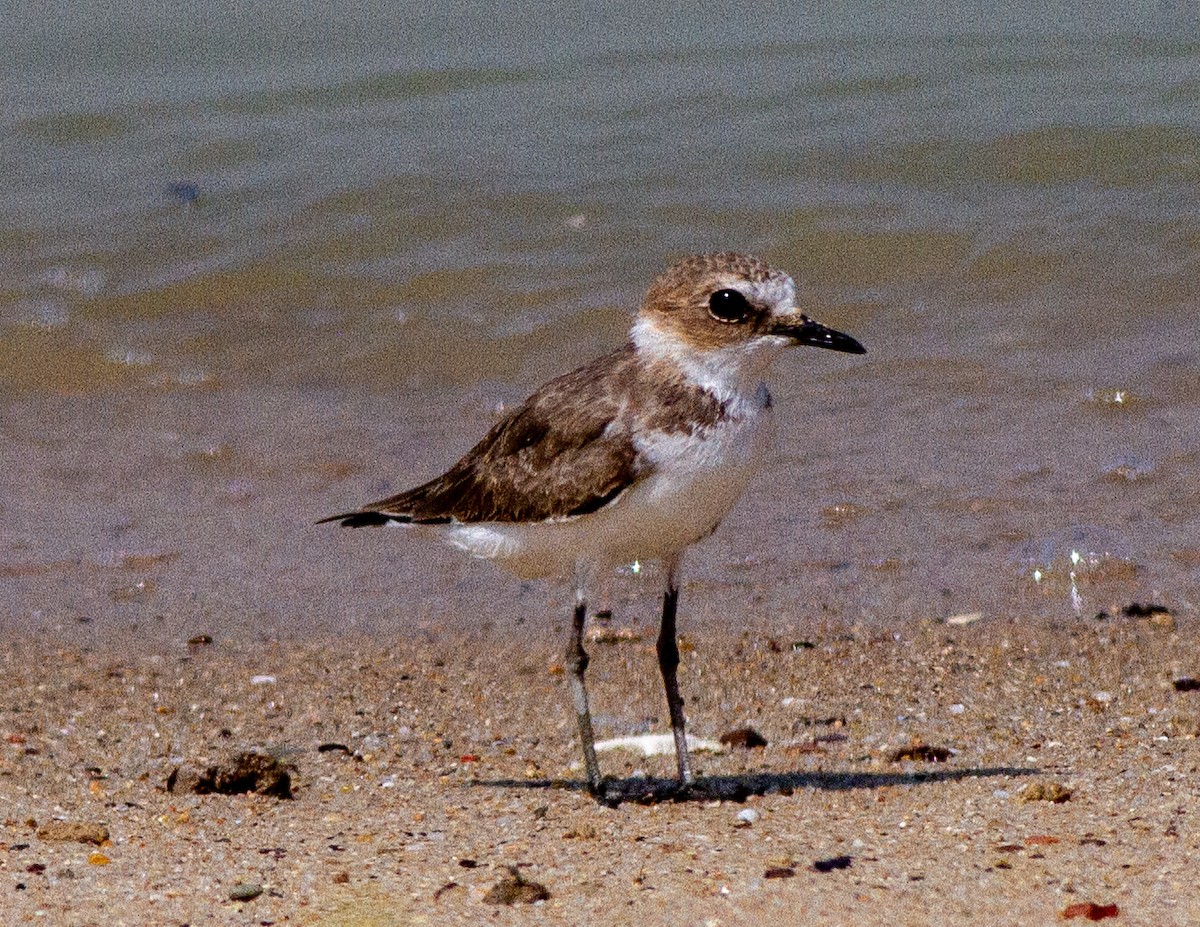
[3,607,1197,926]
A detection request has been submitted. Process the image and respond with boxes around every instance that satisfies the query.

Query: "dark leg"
[565,594,602,792]
[656,562,693,785]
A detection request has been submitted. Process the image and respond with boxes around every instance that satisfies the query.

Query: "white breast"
[441,387,775,580]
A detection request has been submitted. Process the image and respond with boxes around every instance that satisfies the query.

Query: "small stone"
[36,822,109,845]
[1173,677,1200,692]
[482,868,550,905]
[1061,901,1119,920]
[734,808,760,827]
[1150,612,1177,631]
[946,611,983,626]
[763,866,795,879]
[332,871,350,884]
[1019,782,1073,803]
[1121,602,1170,618]
[889,742,951,763]
[228,882,263,902]
[811,855,853,873]
[720,727,768,750]
[167,751,295,799]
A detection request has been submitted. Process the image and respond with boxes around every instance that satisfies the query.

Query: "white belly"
[439,401,775,579]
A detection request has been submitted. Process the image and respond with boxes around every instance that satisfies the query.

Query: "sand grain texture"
[2,613,1198,925]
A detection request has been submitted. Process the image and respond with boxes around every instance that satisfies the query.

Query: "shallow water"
[3,4,1199,644]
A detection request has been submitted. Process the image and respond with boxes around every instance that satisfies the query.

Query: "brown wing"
[320,346,647,527]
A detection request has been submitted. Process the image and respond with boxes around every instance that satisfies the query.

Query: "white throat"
[631,316,787,405]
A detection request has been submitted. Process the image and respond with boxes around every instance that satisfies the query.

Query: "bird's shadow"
[471,765,1039,807]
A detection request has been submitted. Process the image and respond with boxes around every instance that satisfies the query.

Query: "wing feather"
[321,346,647,527]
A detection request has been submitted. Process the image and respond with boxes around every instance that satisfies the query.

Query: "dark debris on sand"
[889,742,952,763]
[167,751,295,799]
[719,726,769,750]
[482,867,550,905]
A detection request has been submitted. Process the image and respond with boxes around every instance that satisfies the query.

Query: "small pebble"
[482,869,550,905]
[1061,901,1120,921]
[36,822,109,846]
[889,743,951,763]
[811,855,853,873]
[228,882,263,902]
[735,808,760,827]
[167,751,294,799]
[1149,611,1177,631]
[1121,602,1170,618]
[1019,782,1073,803]
[720,727,768,750]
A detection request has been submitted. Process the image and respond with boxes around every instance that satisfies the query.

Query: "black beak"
[770,314,866,355]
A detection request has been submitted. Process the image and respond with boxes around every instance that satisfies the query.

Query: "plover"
[321,252,865,798]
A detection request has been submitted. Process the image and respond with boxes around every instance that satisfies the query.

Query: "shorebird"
[321,252,865,799]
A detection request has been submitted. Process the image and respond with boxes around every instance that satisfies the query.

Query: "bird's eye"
[708,288,751,324]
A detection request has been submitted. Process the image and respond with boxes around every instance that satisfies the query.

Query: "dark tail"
[316,511,409,528]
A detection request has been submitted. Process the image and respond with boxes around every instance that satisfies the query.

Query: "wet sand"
[3,609,1197,926]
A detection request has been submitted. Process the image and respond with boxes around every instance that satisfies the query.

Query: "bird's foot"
[588,776,627,808]
[587,775,702,806]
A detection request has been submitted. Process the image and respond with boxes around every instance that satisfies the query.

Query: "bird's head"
[632,252,865,393]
